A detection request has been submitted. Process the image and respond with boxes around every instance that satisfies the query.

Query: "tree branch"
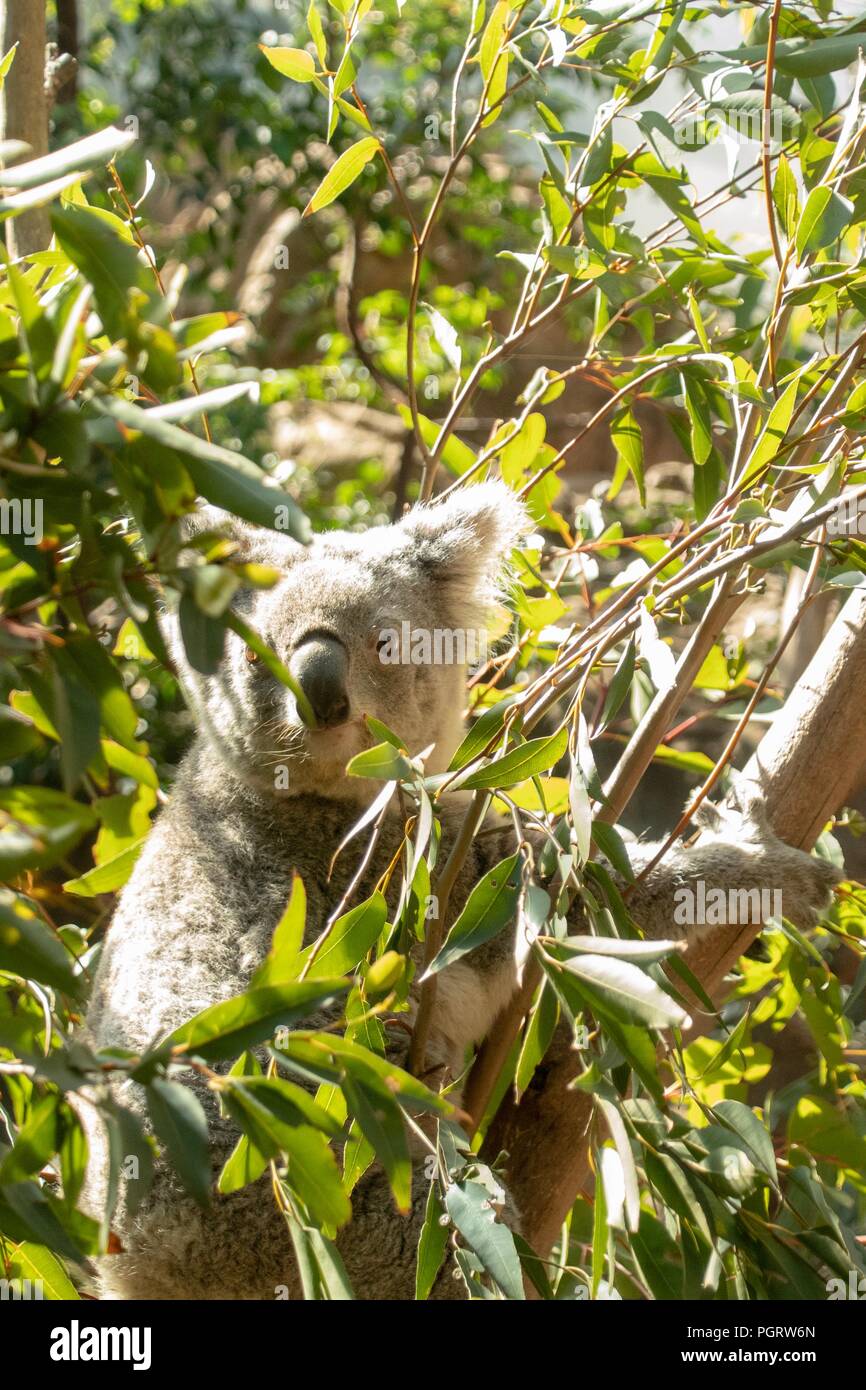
[462,575,746,1130]
[0,0,49,257]
[482,587,866,1264]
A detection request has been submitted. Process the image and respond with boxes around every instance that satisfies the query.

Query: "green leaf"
[742,376,799,481]
[560,952,691,1029]
[101,739,158,788]
[343,1075,412,1214]
[596,1095,640,1232]
[479,1,511,126]
[424,852,522,979]
[56,632,143,752]
[0,43,18,82]
[0,785,97,875]
[300,892,387,980]
[0,173,86,223]
[171,310,244,350]
[5,255,55,381]
[448,695,520,772]
[51,203,145,342]
[1,126,136,190]
[96,396,310,541]
[147,381,261,425]
[277,1032,452,1117]
[598,640,635,731]
[713,1099,778,1184]
[773,154,799,239]
[260,45,317,82]
[541,246,608,279]
[644,1151,713,1246]
[146,1078,211,1207]
[634,153,706,247]
[693,1008,751,1081]
[162,979,348,1061]
[755,31,866,78]
[591,1150,607,1297]
[0,890,83,996]
[591,821,635,883]
[649,744,714,775]
[342,1119,374,1195]
[0,705,42,762]
[251,875,307,987]
[178,590,225,675]
[629,1212,682,1299]
[559,935,683,964]
[63,834,144,900]
[58,1115,89,1212]
[217,1132,268,1196]
[307,3,327,65]
[346,741,414,781]
[424,302,461,374]
[445,1179,524,1300]
[515,980,558,1099]
[681,373,713,467]
[223,1075,342,1155]
[568,756,592,865]
[479,0,509,80]
[796,186,854,260]
[0,1095,60,1183]
[500,413,546,480]
[609,407,645,505]
[458,726,568,790]
[282,1125,351,1229]
[0,1182,90,1263]
[710,91,800,143]
[303,137,381,216]
[4,1241,80,1299]
[697,1142,758,1198]
[788,1095,866,1169]
[104,1099,154,1217]
[416,1182,450,1299]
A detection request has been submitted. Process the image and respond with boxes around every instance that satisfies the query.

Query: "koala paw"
[691,779,771,844]
[689,782,842,930]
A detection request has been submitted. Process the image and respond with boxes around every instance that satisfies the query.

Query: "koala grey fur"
[81,481,839,1301]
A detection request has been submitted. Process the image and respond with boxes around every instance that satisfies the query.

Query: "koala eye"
[368,621,404,666]
[244,646,260,665]
[369,626,398,663]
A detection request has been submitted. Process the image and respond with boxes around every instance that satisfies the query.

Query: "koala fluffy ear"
[397,480,531,619]
[180,503,304,569]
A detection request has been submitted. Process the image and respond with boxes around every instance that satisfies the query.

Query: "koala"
[81,481,839,1301]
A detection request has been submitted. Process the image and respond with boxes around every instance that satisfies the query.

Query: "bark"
[56,0,78,104]
[462,577,746,1130]
[483,587,866,1263]
[0,0,49,257]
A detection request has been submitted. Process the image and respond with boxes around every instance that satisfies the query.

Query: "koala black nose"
[289,634,351,729]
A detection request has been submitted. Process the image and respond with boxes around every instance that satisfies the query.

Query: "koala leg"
[337,1165,465,1300]
[621,790,840,940]
[89,1134,463,1300]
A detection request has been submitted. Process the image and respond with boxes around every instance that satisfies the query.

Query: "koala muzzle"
[289,634,351,729]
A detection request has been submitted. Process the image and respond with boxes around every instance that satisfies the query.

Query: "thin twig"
[762,0,785,270]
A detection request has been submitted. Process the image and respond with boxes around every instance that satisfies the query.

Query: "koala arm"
[619,794,840,940]
[433,792,840,1065]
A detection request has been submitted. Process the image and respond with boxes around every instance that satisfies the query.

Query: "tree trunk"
[0,0,49,257]
[56,0,79,104]
[484,588,866,1264]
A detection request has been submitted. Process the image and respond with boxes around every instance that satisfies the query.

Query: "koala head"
[167,481,530,802]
